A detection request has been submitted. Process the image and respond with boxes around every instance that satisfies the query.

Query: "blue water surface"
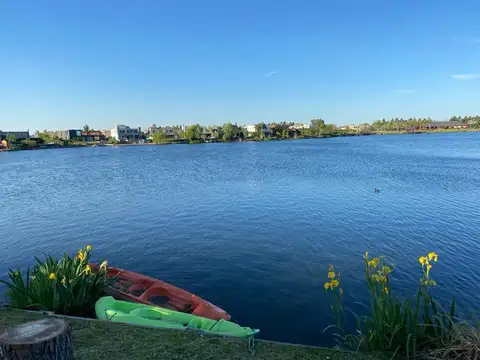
[1,132,480,346]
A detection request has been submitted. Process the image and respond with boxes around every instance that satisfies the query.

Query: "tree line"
[151,119,342,144]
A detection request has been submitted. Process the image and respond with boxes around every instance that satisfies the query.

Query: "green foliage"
[372,118,432,132]
[255,123,266,139]
[222,122,236,141]
[185,124,202,141]
[5,134,17,145]
[152,131,167,144]
[21,139,37,148]
[35,130,55,143]
[107,137,119,144]
[0,246,113,316]
[310,119,326,130]
[325,252,458,359]
[83,124,90,132]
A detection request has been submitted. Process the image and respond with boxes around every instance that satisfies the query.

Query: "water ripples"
[1,133,480,345]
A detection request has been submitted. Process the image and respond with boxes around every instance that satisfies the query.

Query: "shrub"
[0,245,113,316]
[324,251,458,359]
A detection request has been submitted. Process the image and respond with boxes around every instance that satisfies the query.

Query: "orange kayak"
[96,266,231,321]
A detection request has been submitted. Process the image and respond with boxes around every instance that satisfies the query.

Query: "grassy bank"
[0,309,375,360]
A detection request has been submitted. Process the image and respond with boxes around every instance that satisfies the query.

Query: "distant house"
[426,121,468,130]
[111,125,141,142]
[163,126,176,137]
[339,124,371,132]
[0,130,30,140]
[145,124,159,136]
[243,124,272,137]
[81,131,106,142]
[48,129,82,141]
[294,123,310,129]
[244,125,256,135]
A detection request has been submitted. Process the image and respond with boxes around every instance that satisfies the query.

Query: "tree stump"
[0,318,73,360]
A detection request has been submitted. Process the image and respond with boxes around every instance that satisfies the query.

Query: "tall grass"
[324,252,468,359]
[0,245,113,316]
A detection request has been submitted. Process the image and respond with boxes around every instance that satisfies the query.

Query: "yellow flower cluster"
[77,250,86,261]
[49,273,56,280]
[324,265,341,291]
[77,245,92,261]
[419,252,438,287]
[365,251,392,295]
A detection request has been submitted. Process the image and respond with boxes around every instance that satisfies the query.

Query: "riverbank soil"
[0,309,375,360]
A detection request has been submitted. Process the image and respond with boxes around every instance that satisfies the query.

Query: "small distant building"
[294,123,310,129]
[339,124,371,132]
[426,121,468,130]
[81,131,106,142]
[145,124,159,136]
[0,130,30,140]
[48,129,82,141]
[163,126,176,137]
[244,125,256,134]
[243,124,272,137]
[111,125,141,142]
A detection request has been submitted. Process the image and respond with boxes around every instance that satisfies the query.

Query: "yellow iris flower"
[368,258,380,269]
[86,245,92,252]
[419,256,427,265]
[49,273,56,280]
[328,271,335,279]
[84,265,92,275]
[428,252,438,262]
[77,250,85,261]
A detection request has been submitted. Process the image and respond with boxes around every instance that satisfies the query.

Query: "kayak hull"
[96,296,258,338]
[96,266,230,321]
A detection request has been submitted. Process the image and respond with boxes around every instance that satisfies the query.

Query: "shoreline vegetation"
[0,246,478,359]
[0,309,374,360]
[2,115,480,152]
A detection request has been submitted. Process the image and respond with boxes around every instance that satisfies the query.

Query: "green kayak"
[96,296,259,338]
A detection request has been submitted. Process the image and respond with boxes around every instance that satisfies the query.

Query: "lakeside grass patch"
[0,309,376,360]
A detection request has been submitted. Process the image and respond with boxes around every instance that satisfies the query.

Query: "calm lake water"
[1,133,480,345]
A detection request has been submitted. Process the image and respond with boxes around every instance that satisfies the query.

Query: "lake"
[1,133,480,346]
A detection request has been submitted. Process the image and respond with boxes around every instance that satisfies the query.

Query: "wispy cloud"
[263,71,278,77]
[452,73,480,80]
[393,88,417,94]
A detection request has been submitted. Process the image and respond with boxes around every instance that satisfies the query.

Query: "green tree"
[21,139,37,148]
[83,124,90,132]
[35,130,54,143]
[255,123,265,139]
[6,134,17,145]
[151,131,167,144]
[310,119,326,135]
[222,122,236,141]
[184,124,202,141]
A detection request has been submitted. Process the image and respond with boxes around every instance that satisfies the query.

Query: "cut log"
[0,318,73,360]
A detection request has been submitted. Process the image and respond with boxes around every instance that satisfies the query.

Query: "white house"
[111,125,141,142]
[244,125,256,134]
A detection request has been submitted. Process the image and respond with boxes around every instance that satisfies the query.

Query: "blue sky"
[1,0,480,131]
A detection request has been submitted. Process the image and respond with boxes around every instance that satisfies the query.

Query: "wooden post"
[0,318,73,360]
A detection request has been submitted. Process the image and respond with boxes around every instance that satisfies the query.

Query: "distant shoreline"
[2,129,479,153]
